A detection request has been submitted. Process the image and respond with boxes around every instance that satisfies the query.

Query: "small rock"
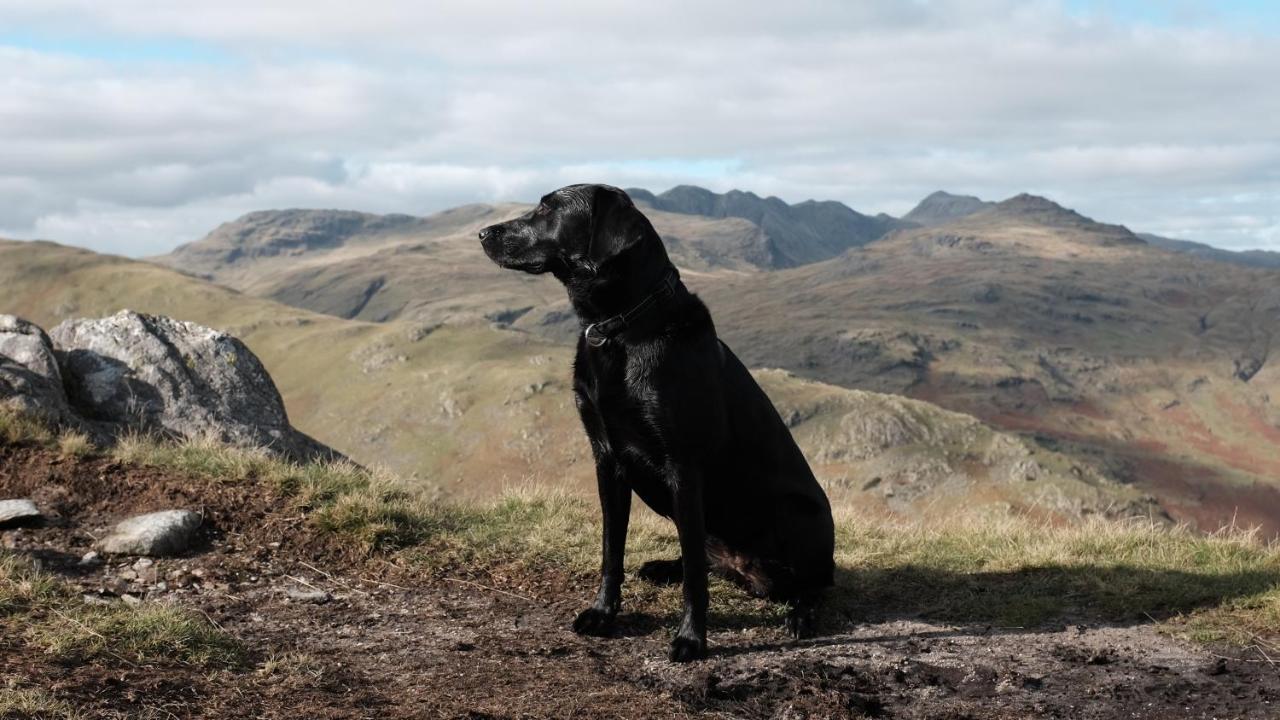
[284,587,332,604]
[0,499,41,527]
[96,510,201,556]
[82,594,113,606]
[132,557,158,583]
[79,551,101,566]
[102,577,129,595]
[120,593,142,606]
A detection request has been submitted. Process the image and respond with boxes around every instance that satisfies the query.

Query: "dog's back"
[703,338,836,595]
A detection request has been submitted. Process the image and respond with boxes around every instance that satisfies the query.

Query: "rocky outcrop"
[48,310,334,462]
[1,310,337,463]
[0,315,72,423]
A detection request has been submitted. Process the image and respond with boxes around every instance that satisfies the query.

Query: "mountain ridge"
[626,184,906,267]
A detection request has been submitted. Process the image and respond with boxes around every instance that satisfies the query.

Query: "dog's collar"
[583,268,679,348]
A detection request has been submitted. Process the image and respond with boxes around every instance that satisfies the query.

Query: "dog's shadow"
[604,562,1280,652]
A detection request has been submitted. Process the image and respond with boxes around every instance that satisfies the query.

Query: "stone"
[284,587,332,604]
[0,498,41,526]
[96,509,202,556]
[0,316,71,422]
[50,310,336,462]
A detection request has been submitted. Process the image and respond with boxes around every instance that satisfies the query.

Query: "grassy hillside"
[698,200,1280,534]
[157,191,1280,534]
[6,417,1280,662]
[156,202,768,329]
[0,238,1148,522]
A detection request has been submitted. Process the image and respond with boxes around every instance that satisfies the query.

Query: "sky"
[0,0,1277,256]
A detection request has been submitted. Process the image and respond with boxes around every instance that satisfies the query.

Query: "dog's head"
[479,184,654,276]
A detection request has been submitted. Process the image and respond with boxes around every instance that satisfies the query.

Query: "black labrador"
[480,184,835,662]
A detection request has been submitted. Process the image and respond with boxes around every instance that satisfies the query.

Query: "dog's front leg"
[573,457,630,636]
[668,462,708,662]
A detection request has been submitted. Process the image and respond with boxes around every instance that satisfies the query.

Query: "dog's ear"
[587,186,648,266]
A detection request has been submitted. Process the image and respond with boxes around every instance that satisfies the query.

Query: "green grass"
[0,409,54,446]
[5,408,1280,649]
[0,552,242,668]
[0,684,86,720]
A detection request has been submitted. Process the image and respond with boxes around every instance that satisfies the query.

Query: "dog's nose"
[478,226,495,242]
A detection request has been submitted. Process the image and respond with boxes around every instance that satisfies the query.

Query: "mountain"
[627,185,904,267]
[906,192,1280,268]
[152,189,1280,535]
[1140,233,1280,270]
[695,194,1280,533]
[901,190,993,226]
[155,199,787,327]
[2,237,1147,523]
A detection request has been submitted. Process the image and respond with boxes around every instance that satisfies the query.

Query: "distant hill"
[901,191,993,226]
[627,185,905,267]
[906,191,1280,267]
[1140,233,1280,270]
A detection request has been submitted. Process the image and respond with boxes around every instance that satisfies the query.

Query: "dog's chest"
[576,348,664,461]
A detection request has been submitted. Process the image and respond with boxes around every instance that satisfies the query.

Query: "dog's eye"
[535,204,550,216]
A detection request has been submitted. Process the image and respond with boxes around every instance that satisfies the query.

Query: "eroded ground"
[2,446,1277,719]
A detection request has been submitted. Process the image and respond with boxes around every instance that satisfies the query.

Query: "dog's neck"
[562,242,679,329]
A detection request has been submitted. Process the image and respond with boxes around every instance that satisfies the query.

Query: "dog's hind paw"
[571,606,617,636]
[785,604,817,640]
[668,633,707,662]
[636,558,683,586]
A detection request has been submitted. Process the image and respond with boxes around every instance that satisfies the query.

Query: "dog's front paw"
[572,605,617,636]
[668,632,707,662]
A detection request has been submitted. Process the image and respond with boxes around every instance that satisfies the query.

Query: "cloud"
[0,0,1277,254]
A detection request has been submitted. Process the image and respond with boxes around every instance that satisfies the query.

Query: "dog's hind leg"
[785,588,822,639]
[636,558,684,585]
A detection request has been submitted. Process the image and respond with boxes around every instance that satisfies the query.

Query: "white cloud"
[0,0,1277,254]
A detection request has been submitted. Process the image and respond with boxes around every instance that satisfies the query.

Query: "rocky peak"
[901,191,993,227]
[976,194,1145,245]
[625,185,903,267]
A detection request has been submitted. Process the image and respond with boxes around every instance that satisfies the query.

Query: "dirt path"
[3,447,1278,719]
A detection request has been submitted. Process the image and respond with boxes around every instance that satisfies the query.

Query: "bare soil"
[2,445,1278,719]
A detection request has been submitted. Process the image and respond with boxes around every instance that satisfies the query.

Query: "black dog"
[480,184,835,662]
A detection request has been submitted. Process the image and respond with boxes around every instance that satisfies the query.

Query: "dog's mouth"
[483,245,546,274]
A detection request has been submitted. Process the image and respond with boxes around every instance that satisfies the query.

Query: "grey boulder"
[50,310,334,462]
[0,315,72,422]
[96,510,202,556]
[0,498,42,526]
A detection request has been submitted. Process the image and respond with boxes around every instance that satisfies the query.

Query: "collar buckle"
[581,267,679,349]
[583,322,610,347]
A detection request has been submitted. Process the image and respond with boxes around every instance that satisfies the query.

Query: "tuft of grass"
[0,550,243,668]
[0,408,54,445]
[0,684,85,720]
[257,651,326,681]
[0,552,64,615]
[56,430,95,458]
[28,602,243,666]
